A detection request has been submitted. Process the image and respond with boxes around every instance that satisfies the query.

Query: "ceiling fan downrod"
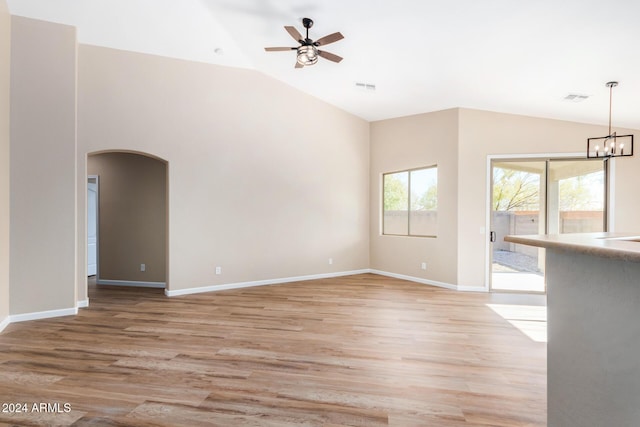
[302,17,313,43]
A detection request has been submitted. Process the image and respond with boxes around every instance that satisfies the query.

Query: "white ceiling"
[7,0,640,128]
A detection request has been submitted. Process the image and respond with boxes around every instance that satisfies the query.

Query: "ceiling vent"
[564,93,589,102]
[355,82,376,91]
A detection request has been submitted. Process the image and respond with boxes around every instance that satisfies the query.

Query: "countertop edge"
[504,233,640,263]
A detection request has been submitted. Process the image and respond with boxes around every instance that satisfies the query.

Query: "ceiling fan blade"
[295,62,304,69]
[314,32,344,46]
[265,47,295,51]
[285,26,303,42]
[318,50,343,63]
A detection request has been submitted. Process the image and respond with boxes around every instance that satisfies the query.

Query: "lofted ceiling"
[7,0,640,128]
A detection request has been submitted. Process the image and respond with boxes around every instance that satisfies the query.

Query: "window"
[383,166,437,236]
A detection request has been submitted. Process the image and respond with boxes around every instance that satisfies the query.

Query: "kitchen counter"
[505,232,640,427]
[505,231,640,262]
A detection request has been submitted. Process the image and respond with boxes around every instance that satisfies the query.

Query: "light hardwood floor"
[0,274,546,426]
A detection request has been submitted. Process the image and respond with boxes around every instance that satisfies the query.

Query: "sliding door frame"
[485,152,611,292]
[546,157,609,235]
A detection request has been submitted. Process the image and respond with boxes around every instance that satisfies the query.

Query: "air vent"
[564,93,589,102]
[355,82,376,91]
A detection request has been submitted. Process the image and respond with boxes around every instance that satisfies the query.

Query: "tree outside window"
[383,166,437,236]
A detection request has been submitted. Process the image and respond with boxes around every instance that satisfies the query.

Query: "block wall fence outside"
[493,210,603,257]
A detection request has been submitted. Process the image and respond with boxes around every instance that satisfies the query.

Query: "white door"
[87,177,98,276]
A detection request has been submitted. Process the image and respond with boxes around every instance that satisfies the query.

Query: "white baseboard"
[10,307,78,324]
[369,269,458,290]
[97,279,165,288]
[165,269,371,297]
[164,269,474,297]
[0,270,484,334]
[0,316,9,333]
[457,285,489,292]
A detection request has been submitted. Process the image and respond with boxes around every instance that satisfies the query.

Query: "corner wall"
[370,107,639,290]
[0,0,10,326]
[10,17,77,315]
[369,109,459,286]
[457,108,639,289]
[78,45,370,294]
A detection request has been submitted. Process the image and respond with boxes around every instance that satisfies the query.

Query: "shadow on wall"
[87,151,168,288]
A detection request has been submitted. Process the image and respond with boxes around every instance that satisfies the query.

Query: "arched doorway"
[87,151,168,291]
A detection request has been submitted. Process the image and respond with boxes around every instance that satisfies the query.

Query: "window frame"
[382,164,438,238]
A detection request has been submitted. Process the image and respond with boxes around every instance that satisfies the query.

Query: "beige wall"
[88,152,167,283]
[370,109,459,285]
[457,108,639,288]
[5,14,638,316]
[609,141,640,232]
[370,107,639,289]
[10,17,77,314]
[0,0,10,323]
[78,45,370,293]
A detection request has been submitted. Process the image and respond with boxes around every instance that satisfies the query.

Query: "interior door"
[490,160,546,292]
[87,176,98,277]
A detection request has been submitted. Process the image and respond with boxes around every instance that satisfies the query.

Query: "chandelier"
[587,81,633,158]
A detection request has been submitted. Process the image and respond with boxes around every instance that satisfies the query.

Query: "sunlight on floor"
[491,272,545,292]
[487,303,547,343]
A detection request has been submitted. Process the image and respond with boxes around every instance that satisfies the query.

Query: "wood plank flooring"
[0,274,546,426]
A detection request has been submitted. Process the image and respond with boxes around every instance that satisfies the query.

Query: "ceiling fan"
[264,17,344,68]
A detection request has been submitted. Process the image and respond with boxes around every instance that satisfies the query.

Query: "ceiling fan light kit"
[587,81,633,158]
[297,45,318,66]
[265,17,344,68]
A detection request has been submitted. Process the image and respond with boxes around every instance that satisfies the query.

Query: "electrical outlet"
[140,263,146,272]
[328,258,333,265]
[421,262,427,270]
[215,266,222,275]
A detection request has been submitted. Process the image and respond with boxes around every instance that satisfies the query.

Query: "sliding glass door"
[490,160,547,292]
[489,158,606,293]
[547,159,606,235]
